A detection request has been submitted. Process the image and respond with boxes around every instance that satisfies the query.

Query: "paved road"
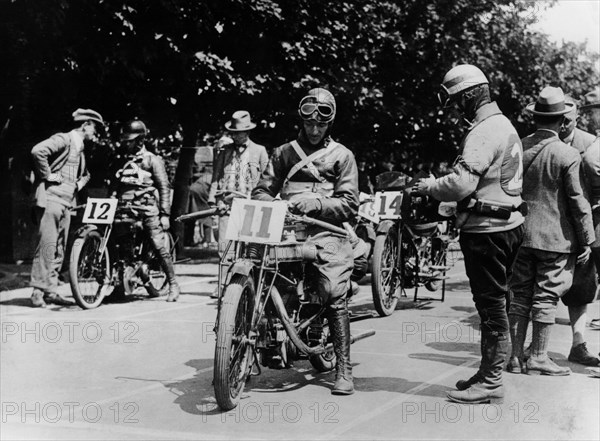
[1,258,599,440]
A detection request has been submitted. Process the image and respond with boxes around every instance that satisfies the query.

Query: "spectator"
[508,86,594,376]
[556,94,600,366]
[580,87,600,331]
[30,108,104,307]
[208,111,268,297]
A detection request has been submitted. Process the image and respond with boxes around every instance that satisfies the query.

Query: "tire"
[69,229,111,310]
[145,231,176,298]
[214,274,256,411]
[371,225,400,317]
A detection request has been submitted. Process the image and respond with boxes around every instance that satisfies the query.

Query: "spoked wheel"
[145,232,176,298]
[69,229,112,309]
[214,274,256,411]
[371,225,400,316]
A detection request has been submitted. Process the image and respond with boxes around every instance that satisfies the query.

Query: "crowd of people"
[26,64,600,401]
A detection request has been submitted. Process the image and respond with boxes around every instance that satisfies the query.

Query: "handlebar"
[287,214,349,237]
[176,207,219,223]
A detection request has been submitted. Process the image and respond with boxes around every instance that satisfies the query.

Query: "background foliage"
[1,0,598,255]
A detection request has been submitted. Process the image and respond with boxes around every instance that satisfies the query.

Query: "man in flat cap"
[30,108,104,307]
[208,111,268,297]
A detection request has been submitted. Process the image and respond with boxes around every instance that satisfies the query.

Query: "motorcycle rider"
[112,119,181,302]
[412,65,525,404]
[252,88,359,395]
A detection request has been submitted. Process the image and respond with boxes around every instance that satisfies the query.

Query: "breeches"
[460,226,524,336]
[509,247,575,324]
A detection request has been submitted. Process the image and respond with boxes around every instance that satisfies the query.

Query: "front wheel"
[214,275,256,411]
[371,225,400,316]
[69,229,112,309]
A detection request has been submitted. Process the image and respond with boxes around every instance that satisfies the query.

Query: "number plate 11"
[82,198,118,224]
[225,199,288,244]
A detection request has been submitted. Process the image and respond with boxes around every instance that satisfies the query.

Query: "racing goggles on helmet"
[299,96,335,123]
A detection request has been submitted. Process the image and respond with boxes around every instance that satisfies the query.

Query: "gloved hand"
[410,176,435,196]
[288,198,322,216]
[46,173,63,184]
[160,215,170,231]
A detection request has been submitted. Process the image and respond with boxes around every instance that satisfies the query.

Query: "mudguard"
[73,223,99,238]
[375,219,396,235]
[225,260,254,285]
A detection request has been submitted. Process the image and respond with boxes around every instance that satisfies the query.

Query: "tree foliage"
[2,0,598,152]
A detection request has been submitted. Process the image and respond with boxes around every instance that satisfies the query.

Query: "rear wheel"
[214,275,256,411]
[69,229,112,309]
[371,225,400,316]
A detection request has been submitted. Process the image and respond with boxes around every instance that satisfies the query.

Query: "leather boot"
[157,246,180,302]
[327,296,354,395]
[507,314,528,374]
[456,336,486,390]
[526,321,571,376]
[447,332,506,404]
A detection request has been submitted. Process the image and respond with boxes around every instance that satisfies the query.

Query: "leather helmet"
[120,119,148,142]
[438,65,488,108]
[298,88,336,123]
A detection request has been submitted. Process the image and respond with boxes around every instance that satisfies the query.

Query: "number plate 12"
[374,191,403,220]
[225,199,287,244]
[82,198,118,224]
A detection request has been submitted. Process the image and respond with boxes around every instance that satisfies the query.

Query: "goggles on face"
[437,85,453,108]
[299,96,335,122]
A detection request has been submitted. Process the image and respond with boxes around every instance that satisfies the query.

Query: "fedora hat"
[525,86,573,116]
[224,110,256,132]
[72,108,104,125]
[580,87,600,110]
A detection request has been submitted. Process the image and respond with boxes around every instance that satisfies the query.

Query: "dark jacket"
[252,136,359,226]
[115,147,172,216]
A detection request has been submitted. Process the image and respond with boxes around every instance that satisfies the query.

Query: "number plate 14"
[374,191,403,220]
[225,199,287,244]
[82,198,118,224]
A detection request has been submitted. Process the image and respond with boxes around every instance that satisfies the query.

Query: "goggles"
[436,85,453,108]
[299,97,335,122]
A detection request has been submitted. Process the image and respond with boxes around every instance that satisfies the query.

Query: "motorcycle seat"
[406,222,439,237]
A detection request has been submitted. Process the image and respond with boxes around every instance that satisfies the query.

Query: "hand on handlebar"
[288,199,322,216]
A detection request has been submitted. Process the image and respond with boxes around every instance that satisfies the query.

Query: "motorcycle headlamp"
[299,96,335,123]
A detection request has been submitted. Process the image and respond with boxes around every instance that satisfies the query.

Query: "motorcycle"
[370,171,455,316]
[68,187,176,309]
[178,198,376,410]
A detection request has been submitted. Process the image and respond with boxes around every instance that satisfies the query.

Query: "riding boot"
[327,296,354,395]
[455,336,486,390]
[447,332,507,404]
[507,314,528,374]
[156,246,180,302]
